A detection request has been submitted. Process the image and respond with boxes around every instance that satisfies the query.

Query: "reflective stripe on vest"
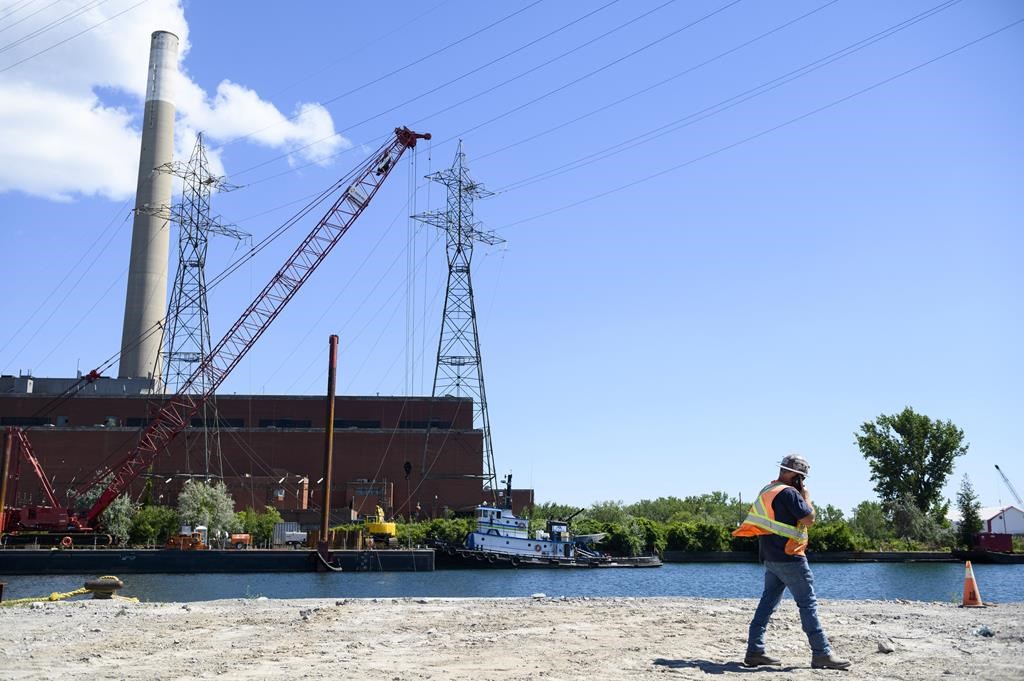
[740,483,808,542]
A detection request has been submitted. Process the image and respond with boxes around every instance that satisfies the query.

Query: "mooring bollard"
[83,576,124,600]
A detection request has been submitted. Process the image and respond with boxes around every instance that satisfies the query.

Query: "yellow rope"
[0,575,134,607]
[1,587,89,607]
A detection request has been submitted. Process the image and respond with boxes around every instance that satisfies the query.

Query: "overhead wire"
[472,0,844,162]
[259,0,452,103]
[0,0,40,24]
[0,0,66,37]
[428,0,745,147]
[211,0,546,155]
[491,16,1024,232]
[0,0,107,53]
[493,0,966,194]
[0,196,133,365]
[261,192,421,389]
[0,0,149,73]
[229,0,634,179]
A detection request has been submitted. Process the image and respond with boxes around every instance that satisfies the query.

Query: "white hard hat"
[779,454,810,476]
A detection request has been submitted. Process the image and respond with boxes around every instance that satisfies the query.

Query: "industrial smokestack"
[118,30,178,386]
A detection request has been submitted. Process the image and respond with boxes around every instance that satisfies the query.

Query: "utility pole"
[414,142,504,495]
[159,133,249,480]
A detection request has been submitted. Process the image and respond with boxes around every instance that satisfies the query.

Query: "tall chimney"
[118,30,178,386]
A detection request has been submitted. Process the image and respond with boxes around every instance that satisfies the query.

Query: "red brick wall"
[1,394,486,517]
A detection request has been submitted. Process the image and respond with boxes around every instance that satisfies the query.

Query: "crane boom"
[82,127,430,525]
[994,465,1023,506]
[6,427,61,509]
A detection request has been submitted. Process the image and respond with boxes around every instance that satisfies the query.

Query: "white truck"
[272,522,307,548]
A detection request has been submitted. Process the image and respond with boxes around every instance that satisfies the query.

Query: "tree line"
[388,407,985,556]
[90,406,986,555]
[93,479,284,547]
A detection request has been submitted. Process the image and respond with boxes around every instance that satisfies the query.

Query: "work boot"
[811,653,852,670]
[743,652,782,667]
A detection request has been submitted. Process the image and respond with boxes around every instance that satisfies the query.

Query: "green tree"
[627,497,688,524]
[855,407,968,516]
[809,522,857,552]
[847,501,891,545]
[101,494,138,546]
[817,504,846,524]
[177,480,239,539]
[955,475,983,549]
[598,522,644,557]
[664,492,747,527]
[889,494,954,548]
[130,505,181,545]
[530,502,579,522]
[235,506,284,546]
[588,500,629,525]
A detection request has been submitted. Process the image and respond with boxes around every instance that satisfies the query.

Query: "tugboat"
[432,476,661,569]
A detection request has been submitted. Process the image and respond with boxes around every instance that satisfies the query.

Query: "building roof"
[947,504,1024,523]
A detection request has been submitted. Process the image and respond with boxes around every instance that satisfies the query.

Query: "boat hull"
[432,542,661,569]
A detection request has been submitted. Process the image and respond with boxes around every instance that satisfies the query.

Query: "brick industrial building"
[0,376,533,526]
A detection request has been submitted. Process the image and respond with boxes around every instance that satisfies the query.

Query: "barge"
[0,548,434,575]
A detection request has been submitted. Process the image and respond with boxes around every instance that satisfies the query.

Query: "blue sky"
[0,0,1021,513]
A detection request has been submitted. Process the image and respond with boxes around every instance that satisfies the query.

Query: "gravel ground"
[1,596,1021,680]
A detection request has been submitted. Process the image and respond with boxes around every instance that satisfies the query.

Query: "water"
[4,563,1023,603]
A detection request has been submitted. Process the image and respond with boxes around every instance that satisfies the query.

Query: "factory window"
[398,420,452,430]
[353,486,385,496]
[259,419,312,428]
[125,418,151,428]
[56,416,70,427]
[334,419,382,429]
[190,417,245,428]
[0,416,52,426]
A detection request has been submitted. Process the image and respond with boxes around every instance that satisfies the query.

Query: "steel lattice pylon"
[414,142,504,492]
[163,134,247,479]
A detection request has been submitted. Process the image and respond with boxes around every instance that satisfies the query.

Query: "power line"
[0,0,149,73]
[0,0,108,54]
[491,17,1024,232]
[233,0,711,186]
[430,0,744,146]
[0,0,43,25]
[230,0,637,178]
[494,0,965,194]
[0,196,133,365]
[473,0,844,162]
[0,0,66,37]
[211,0,546,154]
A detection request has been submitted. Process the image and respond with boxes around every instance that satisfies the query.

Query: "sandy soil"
[1,596,1021,680]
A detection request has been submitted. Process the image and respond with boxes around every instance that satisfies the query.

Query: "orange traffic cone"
[961,560,984,607]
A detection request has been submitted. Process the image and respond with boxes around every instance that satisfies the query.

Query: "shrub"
[692,522,730,551]
[665,522,695,551]
[808,522,857,552]
[599,522,644,557]
[129,505,180,546]
[633,517,666,555]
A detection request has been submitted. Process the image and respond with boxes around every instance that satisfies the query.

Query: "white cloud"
[0,0,347,201]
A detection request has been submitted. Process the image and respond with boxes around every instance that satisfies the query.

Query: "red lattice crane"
[3,127,429,532]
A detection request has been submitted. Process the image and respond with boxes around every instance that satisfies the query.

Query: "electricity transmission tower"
[161,133,248,479]
[414,142,504,493]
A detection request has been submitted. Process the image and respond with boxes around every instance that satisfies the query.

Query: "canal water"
[4,563,1023,603]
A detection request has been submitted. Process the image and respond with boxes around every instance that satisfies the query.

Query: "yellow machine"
[365,506,397,546]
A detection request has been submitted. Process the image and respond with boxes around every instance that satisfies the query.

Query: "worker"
[733,454,852,671]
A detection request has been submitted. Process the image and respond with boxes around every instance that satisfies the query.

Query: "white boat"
[465,504,584,561]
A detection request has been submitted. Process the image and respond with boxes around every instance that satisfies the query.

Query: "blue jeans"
[747,558,831,656]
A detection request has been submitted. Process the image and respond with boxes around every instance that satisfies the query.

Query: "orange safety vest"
[732,482,812,556]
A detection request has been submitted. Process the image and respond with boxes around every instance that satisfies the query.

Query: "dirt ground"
[1,596,1021,680]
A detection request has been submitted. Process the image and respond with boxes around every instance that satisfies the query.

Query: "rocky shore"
[2,596,1021,679]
